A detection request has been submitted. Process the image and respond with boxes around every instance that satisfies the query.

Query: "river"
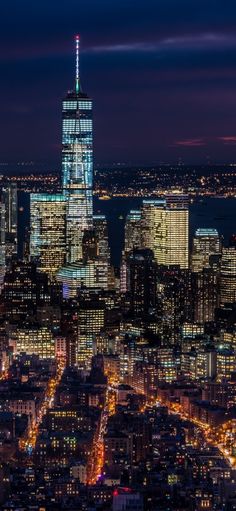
[18,194,236,267]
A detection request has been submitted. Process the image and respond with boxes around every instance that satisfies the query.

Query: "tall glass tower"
[62,35,93,263]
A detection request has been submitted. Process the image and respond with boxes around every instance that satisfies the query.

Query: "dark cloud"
[0,0,236,166]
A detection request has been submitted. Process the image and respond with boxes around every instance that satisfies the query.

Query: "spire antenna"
[75,34,80,94]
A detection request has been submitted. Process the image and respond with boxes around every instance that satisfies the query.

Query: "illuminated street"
[87,387,117,485]
[157,397,236,468]
[19,359,65,453]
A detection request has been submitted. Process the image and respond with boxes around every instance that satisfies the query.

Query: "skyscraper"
[124,210,142,256]
[93,215,110,262]
[30,194,66,277]
[141,199,166,264]
[141,195,189,269]
[77,299,105,368]
[127,248,157,316]
[220,246,236,305]
[191,228,221,272]
[30,37,94,278]
[62,35,93,263]
[193,268,219,324]
[1,183,18,263]
[0,202,5,285]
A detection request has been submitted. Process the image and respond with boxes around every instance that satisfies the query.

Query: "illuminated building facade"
[157,348,177,382]
[62,35,93,263]
[57,259,109,299]
[141,196,189,269]
[157,266,192,342]
[93,215,110,262]
[124,210,142,256]
[191,228,221,272]
[220,247,236,305]
[77,303,105,368]
[121,210,142,293]
[193,268,219,324]
[132,361,158,401]
[1,183,18,263]
[141,199,166,264]
[30,194,66,277]
[217,347,236,380]
[0,201,5,285]
[10,326,55,359]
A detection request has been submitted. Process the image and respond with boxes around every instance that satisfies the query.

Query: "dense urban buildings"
[1,34,236,511]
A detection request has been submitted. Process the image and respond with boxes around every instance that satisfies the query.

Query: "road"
[157,398,236,468]
[87,387,116,485]
[19,358,65,453]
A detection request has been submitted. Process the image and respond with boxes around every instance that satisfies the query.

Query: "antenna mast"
[75,34,80,94]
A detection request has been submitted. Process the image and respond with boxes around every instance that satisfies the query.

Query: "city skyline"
[1,5,236,510]
[1,1,236,167]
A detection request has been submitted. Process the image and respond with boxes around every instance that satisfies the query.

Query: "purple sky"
[1,0,236,168]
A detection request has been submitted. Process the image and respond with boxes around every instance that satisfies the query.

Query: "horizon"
[1,1,236,169]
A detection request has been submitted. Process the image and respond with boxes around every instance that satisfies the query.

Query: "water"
[18,194,236,267]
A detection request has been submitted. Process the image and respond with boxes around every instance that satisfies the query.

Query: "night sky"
[1,0,236,168]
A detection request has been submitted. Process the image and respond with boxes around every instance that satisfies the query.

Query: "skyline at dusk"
[1,0,236,166]
[1,4,236,510]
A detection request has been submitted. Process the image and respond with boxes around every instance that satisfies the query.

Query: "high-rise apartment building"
[141,195,189,269]
[62,35,93,263]
[30,194,66,277]
[191,228,221,272]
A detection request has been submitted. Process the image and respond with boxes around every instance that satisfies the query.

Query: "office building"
[77,301,105,368]
[157,265,192,342]
[157,348,177,382]
[220,247,236,305]
[181,348,217,380]
[0,202,5,285]
[217,347,236,380]
[1,183,18,263]
[93,215,110,262]
[10,326,55,360]
[57,259,109,299]
[62,35,93,263]
[124,210,142,256]
[121,210,142,293]
[193,268,219,324]
[30,194,66,277]
[141,195,189,269]
[191,228,221,272]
